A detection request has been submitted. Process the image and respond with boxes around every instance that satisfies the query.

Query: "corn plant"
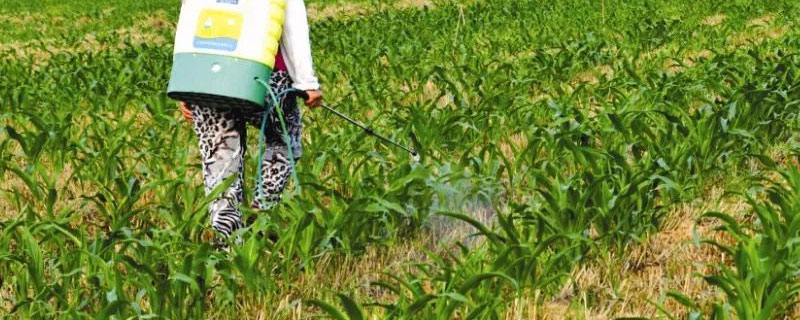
[665,157,800,319]
[2,0,800,319]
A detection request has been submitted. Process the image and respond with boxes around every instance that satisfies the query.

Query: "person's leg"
[252,147,294,210]
[245,71,303,210]
[191,105,247,237]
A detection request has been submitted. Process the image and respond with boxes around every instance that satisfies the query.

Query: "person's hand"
[179,101,193,121]
[304,90,323,108]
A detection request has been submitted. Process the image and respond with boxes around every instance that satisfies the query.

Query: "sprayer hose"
[254,79,301,208]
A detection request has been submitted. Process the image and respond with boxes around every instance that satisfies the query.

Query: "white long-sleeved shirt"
[179,0,320,91]
[280,0,320,91]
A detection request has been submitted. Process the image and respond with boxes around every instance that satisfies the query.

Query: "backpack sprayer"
[167,0,419,197]
[168,0,285,108]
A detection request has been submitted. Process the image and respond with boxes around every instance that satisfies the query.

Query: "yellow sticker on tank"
[193,9,243,52]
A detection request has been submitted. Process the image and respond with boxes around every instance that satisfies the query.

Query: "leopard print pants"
[190,71,302,237]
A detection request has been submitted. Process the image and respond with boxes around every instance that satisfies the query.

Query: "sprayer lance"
[294,90,419,159]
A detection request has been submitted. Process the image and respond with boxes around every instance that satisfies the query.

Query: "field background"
[2,0,800,319]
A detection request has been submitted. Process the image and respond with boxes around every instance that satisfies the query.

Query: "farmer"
[178,0,323,239]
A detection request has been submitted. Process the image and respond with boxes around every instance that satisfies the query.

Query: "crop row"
[1,0,799,318]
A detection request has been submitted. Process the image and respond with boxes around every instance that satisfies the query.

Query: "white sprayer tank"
[167,0,286,109]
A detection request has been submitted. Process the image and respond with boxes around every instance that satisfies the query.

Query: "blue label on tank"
[216,0,239,4]
[193,37,238,51]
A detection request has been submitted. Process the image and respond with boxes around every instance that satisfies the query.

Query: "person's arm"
[178,0,192,120]
[281,0,323,107]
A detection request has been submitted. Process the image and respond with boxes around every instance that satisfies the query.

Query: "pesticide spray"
[166,0,419,197]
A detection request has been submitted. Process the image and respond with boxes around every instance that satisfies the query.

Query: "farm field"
[1,0,800,319]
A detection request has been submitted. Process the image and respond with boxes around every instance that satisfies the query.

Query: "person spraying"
[173,0,323,240]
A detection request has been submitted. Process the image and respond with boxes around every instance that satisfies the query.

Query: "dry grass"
[242,158,785,319]
[308,0,435,20]
[235,238,432,320]
[746,14,777,28]
[393,78,455,108]
[701,14,727,27]
[3,0,443,63]
[231,207,495,319]
[729,24,789,47]
[0,284,11,316]
[218,188,496,319]
[660,12,793,75]
[498,133,528,161]
[527,147,796,319]
[663,49,714,74]
[3,10,171,65]
[0,7,115,45]
[0,142,29,221]
[533,184,747,319]
[0,12,46,25]
[571,71,601,86]
[729,14,789,47]
[570,65,616,87]
[554,12,793,86]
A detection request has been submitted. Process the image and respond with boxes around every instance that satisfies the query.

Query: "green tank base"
[167,52,272,109]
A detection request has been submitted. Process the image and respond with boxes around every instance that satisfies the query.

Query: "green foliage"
[1,0,799,319]
[664,159,800,319]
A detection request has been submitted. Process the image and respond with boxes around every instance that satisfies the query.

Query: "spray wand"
[293,90,420,162]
